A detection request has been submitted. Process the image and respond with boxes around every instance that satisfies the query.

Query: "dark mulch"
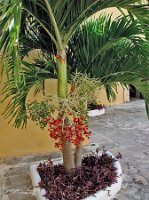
[37,152,120,200]
[88,103,105,110]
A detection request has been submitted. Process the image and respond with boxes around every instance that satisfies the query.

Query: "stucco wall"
[0,79,58,158]
[92,7,122,19]
[97,85,124,106]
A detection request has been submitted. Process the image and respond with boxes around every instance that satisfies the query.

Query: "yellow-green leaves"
[0,0,22,86]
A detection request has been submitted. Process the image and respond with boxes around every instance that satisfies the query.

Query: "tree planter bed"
[88,104,105,117]
[88,108,105,117]
[30,152,122,200]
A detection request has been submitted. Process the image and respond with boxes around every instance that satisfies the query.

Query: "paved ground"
[89,99,149,200]
[0,99,149,200]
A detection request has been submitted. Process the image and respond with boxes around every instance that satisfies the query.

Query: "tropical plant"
[0,0,149,172]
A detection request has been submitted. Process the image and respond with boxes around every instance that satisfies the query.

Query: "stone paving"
[0,99,149,200]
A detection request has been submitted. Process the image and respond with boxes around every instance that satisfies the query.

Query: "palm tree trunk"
[57,49,75,171]
[74,141,83,167]
[62,139,75,171]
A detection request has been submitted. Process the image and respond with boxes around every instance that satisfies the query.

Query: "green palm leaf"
[0,1,149,80]
[1,56,56,128]
[68,14,149,103]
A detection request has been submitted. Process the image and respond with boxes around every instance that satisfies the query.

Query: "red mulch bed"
[37,152,121,200]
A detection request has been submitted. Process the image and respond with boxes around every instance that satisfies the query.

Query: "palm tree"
[0,0,149,172]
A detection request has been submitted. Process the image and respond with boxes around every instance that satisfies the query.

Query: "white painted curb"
[30,159,63,188]
[88,108,105,117]
[30,152,122,200]
[32,188,47,200]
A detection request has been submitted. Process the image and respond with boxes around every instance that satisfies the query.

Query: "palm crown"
[0,1,149,74]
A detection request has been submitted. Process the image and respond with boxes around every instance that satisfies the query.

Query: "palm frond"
[1,56,56,128]
[0,0,22,84]
[68,15,149,100]
[22,0,148,47]
[1,0,149,54]
[60,0,149,45]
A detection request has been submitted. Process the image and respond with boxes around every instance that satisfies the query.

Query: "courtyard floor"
[0,99,149,200]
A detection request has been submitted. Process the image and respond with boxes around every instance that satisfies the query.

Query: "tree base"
[30,152,122,200]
